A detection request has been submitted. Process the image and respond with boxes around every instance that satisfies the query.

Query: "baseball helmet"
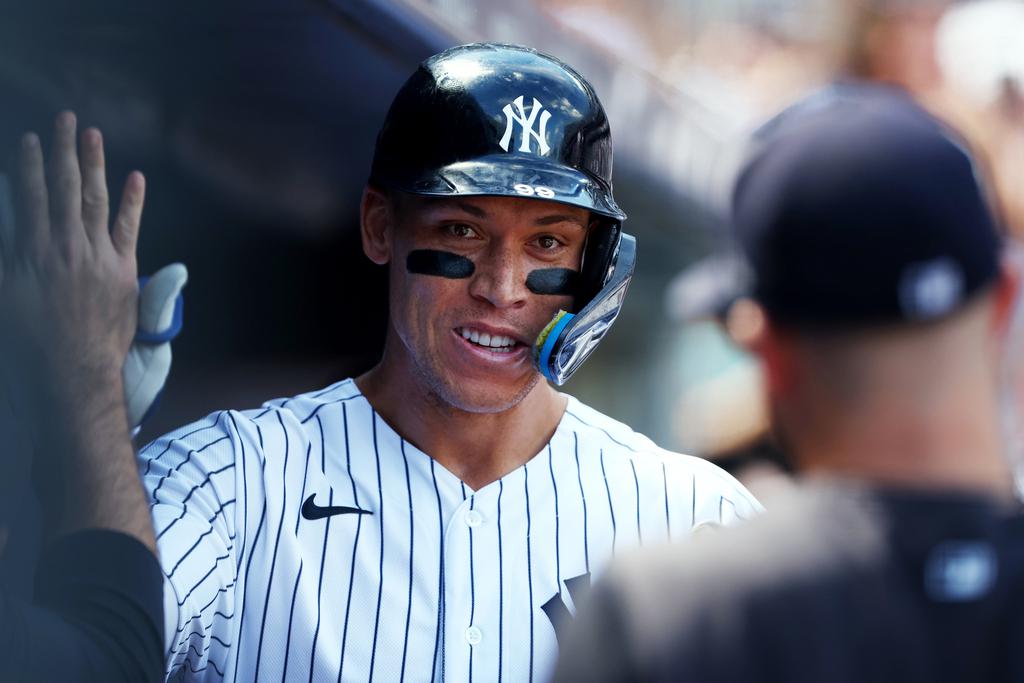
[369,43,636,385]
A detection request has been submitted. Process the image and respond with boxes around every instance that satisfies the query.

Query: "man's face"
[376,193,589,413]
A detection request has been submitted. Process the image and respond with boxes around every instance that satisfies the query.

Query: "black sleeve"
[0,529,164,682]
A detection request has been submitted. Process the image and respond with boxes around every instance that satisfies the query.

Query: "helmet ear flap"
[535,233,636,385]
[574,220,621,313]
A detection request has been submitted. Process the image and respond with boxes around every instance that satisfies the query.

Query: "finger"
[16,132,50,258]
[80,127,109,246]
[48,111,83,244]
[112,171,144,256]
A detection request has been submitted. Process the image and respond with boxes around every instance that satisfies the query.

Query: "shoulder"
[256,377,363,423]
[140,378,364,463]
[607,487,888,624]
[561,395,662,454]
[587,488,887,664]
[561,395,762,519]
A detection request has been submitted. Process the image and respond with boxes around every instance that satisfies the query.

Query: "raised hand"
[0,111,145,423]
[0,112,157,550]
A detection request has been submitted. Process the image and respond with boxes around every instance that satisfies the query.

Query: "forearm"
[34,374,156,554]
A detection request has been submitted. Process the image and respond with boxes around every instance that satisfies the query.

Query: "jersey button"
[465,510,484,527]
[465,626,483,645]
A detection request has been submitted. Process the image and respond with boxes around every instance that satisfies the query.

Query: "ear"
[993,248,1023,334]
[756,319,798,399]
[724,297,767,352]
[360,185,394,265]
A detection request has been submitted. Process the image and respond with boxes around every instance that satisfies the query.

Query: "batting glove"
[125,262,187,431]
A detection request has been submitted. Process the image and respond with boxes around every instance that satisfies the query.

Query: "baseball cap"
[732,84,1002,328]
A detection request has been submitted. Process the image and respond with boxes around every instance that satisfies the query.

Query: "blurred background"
[0,0,1021,502]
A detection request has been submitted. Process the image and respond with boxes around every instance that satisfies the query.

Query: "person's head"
[360,43,633,413]
[732,84,1017,463]
[835,0,951,92]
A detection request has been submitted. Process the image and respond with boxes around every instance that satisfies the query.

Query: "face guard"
[534,232,636,385]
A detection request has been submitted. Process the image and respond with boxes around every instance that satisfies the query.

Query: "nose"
[467,242,528,310]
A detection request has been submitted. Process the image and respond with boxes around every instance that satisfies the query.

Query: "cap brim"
[396,154,626,221]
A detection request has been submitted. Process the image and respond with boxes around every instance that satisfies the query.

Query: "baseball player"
[552,85,1024,683]
[143,43,760,682]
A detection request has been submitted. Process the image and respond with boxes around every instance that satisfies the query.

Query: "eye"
[534,235,564,250]
[444,223,478,239]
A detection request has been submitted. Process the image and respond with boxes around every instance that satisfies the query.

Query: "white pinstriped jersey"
[142,378,760,682]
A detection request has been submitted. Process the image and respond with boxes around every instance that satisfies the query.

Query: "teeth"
[458,328,516,350]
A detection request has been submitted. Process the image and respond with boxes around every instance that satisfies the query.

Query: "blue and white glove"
[125,263,187,432]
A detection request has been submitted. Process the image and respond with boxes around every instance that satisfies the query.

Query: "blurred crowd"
[593,0,1024,500]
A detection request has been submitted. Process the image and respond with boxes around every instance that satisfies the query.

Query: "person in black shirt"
[553,84,1024,683]
[0,112,163,681]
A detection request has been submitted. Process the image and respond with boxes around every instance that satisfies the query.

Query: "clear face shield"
[533,233,637,386]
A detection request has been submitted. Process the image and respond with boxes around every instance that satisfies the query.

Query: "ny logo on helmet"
[499,95,551,155]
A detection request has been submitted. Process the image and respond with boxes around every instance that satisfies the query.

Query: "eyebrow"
[533,214,587,228]
[454,201,487,217]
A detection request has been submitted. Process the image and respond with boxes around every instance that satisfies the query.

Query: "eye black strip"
[526,268,579,296]
[406,251,579,296]
[406,250,475,279]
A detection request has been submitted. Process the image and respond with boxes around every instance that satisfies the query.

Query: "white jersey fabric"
[142,378,760,682]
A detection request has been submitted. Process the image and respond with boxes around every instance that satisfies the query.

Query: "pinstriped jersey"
[141,378,761,682]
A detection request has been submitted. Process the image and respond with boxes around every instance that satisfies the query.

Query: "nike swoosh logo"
[301,494,373,520]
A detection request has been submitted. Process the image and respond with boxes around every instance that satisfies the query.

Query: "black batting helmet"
[369,43,636,385]
[369,42,625,223]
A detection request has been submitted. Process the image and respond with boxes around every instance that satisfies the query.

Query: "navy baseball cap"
[732,84,1002,328]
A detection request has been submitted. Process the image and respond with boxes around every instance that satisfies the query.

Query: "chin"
[425,371,543,415]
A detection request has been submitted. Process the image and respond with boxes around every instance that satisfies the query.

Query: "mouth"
[455,326,525,354]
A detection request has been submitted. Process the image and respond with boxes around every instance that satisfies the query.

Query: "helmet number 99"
[513,184,555,199]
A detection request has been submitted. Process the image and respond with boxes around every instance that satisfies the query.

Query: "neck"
[355,358,566,491]
[789,374,1015,500]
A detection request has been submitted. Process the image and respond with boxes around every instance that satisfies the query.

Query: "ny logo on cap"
[499,95,551,155]
[899,257,964,320]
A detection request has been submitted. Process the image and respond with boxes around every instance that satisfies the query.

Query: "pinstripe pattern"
[399,441,415,683]
[574,434,590,573]
[467,495,477,683]
[252,412,290,682]
[524,465,535,683]
[549,446,561,591]
[429,460,444,683]
[307,415,331,683]
[280,435,312,683]
[367,414,385,683]
[338,400,364,683]
[142,378,761,682]
[497,480,505,683]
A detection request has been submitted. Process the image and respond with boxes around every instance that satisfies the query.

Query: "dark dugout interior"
[0,0,727,589]
[0,0,727,441]
[0,0,438,442]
